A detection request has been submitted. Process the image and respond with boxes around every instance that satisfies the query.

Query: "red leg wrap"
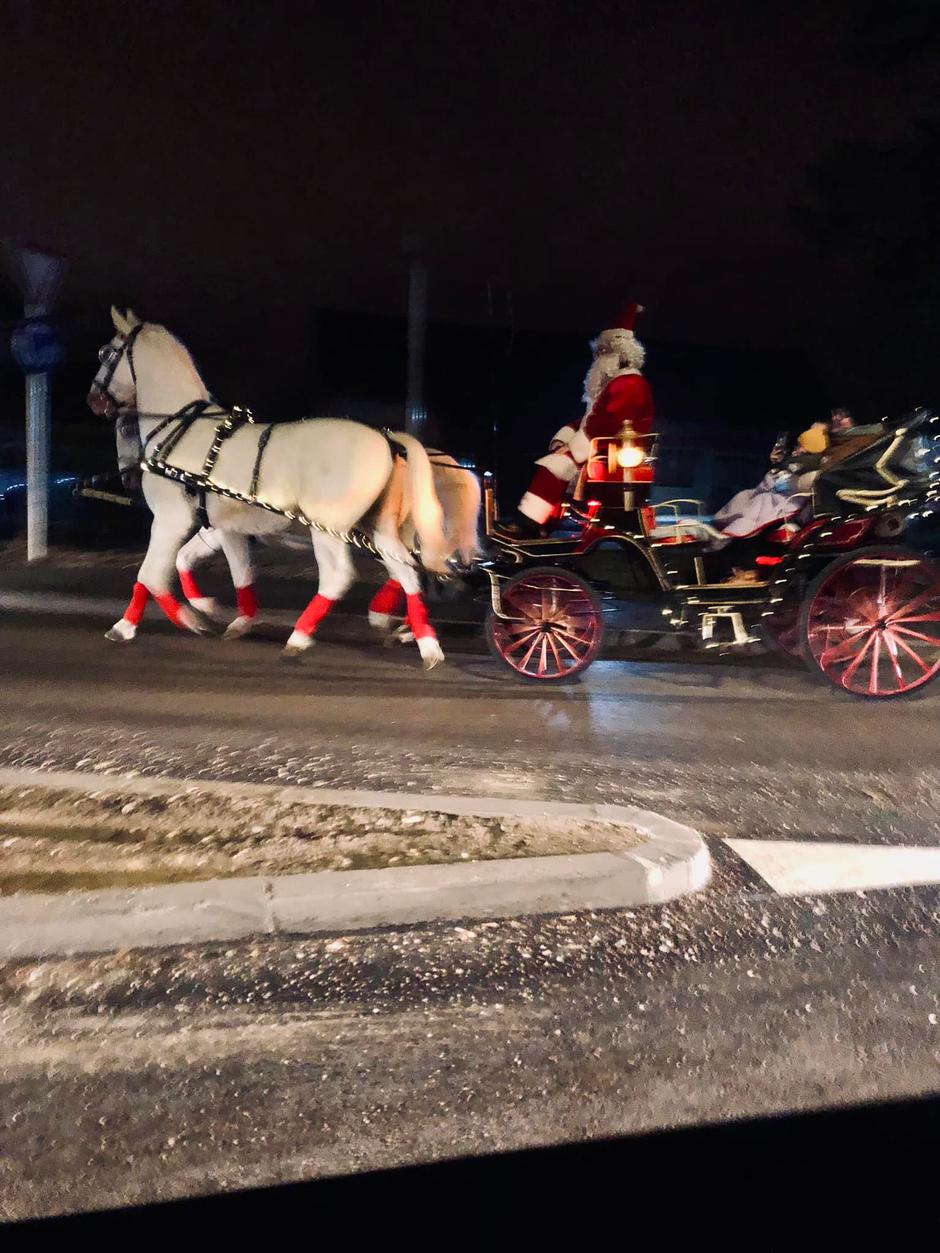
[125,582,150,626]
[236,584,258,619]
[154,590,188,628]
[179,569,203,601]
[406,593,436,640]
[369,579,405,616]
[295,594,335,637]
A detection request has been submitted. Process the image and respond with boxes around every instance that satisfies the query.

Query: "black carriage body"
[482,409,940,693]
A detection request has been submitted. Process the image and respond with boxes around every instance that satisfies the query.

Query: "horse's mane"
[143,323,209,394]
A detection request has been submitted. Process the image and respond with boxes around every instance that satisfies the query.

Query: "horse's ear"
[125,308,142,329]
[110,305,131,334]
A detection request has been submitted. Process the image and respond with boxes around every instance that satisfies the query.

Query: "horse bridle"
[94,323,143,410]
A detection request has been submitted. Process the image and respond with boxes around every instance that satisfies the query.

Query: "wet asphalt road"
[0,612,939,1218]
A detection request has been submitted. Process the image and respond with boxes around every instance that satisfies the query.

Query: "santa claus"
[498,301,654,538]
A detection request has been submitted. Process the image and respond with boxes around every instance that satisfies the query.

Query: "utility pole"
[404,238,428,437]
[6,242,65,560]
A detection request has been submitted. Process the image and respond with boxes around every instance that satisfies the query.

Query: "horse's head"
[87,306,144,418]
[87,307,209,418]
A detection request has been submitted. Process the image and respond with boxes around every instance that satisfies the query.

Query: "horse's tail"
[389,432,450,574]
[430,453,482,566]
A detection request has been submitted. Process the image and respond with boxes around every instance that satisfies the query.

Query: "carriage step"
[700,609,760,647]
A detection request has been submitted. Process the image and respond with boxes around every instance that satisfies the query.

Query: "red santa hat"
[592,301,646,369]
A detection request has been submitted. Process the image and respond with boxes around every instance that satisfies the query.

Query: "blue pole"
[25,368,51,560]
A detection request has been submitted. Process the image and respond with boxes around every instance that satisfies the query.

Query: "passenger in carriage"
[496,301,654,539]
[711,422,829,583]
[712,406,886,583]
[713,422,828,541]
[818,407,886,470]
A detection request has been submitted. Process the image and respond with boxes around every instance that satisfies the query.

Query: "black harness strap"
[147,400,216,466]
[200,405,257,478]
[250,424,275,498]
[381,427,408,460]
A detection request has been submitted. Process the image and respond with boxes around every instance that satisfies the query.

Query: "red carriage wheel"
[486,566,604,682]
[800,547,940,698]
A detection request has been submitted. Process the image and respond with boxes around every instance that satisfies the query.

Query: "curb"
[0,767,711,959]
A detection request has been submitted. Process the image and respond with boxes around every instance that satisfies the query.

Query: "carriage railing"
[650,499,724,542]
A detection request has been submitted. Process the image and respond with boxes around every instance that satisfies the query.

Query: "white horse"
[88,306,454,668]
[171,451,481,640]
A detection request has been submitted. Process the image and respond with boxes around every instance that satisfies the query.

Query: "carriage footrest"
[700,608,760,647]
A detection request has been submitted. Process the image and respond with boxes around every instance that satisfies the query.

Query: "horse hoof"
[368,611,397,630]
[223,615,256,640]
[281,636,314,662]
[105,622,136,643]
[191,597,227,625]
[418,638,446,671]
[179,607,214,635]
[281,646,309,663]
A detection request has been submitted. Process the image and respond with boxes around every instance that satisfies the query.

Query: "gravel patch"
[0,784,642,894]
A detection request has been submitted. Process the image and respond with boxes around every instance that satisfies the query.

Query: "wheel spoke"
[551,623,595,647]
[547,632,565,672]
[891,625,940,647]
[868,632,882,696]
[536,636,549,676]
[518,632,542,671]
[505,626,542,655]
[891,632,933,674]
[841,631,876,686]
[553,630,585,661]
[886,582,940,623]
[883,631,906,690]
[818,629,868,667]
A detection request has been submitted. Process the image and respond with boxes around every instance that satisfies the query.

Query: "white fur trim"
[567,428,592,462]
[534,450,581,479]
[518,491,556,525]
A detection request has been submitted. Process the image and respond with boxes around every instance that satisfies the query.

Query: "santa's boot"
[494,511,546,541]
[495,468,569,540]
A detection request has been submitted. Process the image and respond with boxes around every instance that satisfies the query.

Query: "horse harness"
[92,327,444,569]
[134,401,419,565]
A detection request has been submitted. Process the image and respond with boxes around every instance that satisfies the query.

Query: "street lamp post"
[405,243,428,437]
[5,242,65,561]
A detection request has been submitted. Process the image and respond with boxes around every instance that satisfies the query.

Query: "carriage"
[478,408,940,697]
[81,310,940,696]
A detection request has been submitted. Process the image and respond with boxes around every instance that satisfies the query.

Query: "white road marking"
[726,837,940,896]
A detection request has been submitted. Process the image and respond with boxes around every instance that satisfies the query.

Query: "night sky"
[0,0,930,350]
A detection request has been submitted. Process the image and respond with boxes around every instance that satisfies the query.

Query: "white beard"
[583,352,624,406]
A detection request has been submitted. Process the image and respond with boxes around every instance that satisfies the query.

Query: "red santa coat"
[518,369,654,524]
[555,371,654,453]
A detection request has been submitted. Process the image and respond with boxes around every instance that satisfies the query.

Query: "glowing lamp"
[617,443,645,470]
